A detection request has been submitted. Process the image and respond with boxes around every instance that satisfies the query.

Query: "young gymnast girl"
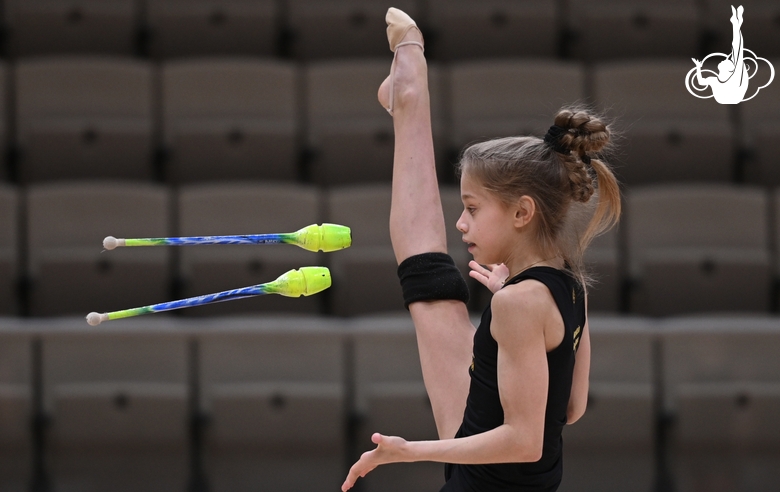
[342,8,621,492]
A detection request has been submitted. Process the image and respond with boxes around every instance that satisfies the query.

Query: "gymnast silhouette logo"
[685,5,774,104]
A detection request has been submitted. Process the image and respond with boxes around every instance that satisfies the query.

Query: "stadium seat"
[0,185,18,315]
[704,1,780,58]
[776,188,780,309]
[450,60,584,154]
[26,182,170,316]
[562,316,656,492]
[0,62,7,181]
[326,184,401,315]
[627,185,771,316]
[428,0,557,60]
[306,60,445,185]
[351,315,444,492]
[567,0,699,60]
[287,0,418,59]
[41,320,189,491]
[0,323,32,492]
[199,317,345,491]
[177,183,322,315]
[662,317,780,492]
[5,0,137,56]
[147,0,278,58]
[162,59,299,182]
[594,61,735,185]
[584,226,621,313]
[741,58,780,186]
[16,58,154,182]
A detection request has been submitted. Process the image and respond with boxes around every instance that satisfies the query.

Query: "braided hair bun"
[550,109,611,203]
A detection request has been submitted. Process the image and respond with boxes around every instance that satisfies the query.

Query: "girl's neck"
[505,251,564,279]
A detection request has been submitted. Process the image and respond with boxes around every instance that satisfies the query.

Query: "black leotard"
[442,266,586,492]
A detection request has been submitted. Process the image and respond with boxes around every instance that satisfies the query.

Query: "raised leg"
[380,15,475,440]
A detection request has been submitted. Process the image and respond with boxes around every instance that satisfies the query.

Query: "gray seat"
[584,226,621,313]
[5,0,137,56]
[627,185,771,315]
[306,60,445,185]
[0,322,32,492]
[41,320,189,491]
[16,58,154,182]
[594,61,734,184]
[26,182,170,316]
[776,188,780,309]
[561,316,655,492]
[147,0,277,58]
[163,59,298,182]
[428,0,557,60]
[327,184,402,315]
[568,0,699,60]
[0,185,18,315]
[177,183,322,315]
[450,60,584,153]
[351,315,444,492]
[0,62,8,181]
[704,1,780,58]
[741,58,780,186]
[288,0,418,59]
[199,317,345,491]
[661,317,780,492]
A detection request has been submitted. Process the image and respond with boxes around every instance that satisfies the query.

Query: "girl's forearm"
[404,424,541,465]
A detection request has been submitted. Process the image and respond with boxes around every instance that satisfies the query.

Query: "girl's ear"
[513,195,536,228]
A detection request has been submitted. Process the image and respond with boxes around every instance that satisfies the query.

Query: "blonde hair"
[456,106,622,286]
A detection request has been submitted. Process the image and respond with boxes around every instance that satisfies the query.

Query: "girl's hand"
[469,261,510,294]
[342,433,409,491]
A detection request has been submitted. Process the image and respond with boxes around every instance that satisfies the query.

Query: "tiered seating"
[326,184,400,315]
[5,0,138,56]
[741,59,780,186]
[0,185,18,315]
[41,319,189,490]
[352,315,443,492]
[177,183,322,315]
[567,0,699,60]
[306,61,394,185]
[449,60,584,152]
[0,320,31,491]
[162,59,299,182]
[594,61,735,185]
[287,0,418,59]
[627,184,771,315]
[584,226,621,313]
[199,317,345,491]
[563,316,655,492]
[16,58,154,182]
[662,317,780,491]
[428,0,557,60]
[26,182,171,316]
[147,0,278,58]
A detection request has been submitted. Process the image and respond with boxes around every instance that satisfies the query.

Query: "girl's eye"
[467,207,476,215]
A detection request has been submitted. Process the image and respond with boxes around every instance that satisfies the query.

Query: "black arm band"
[397,252,470,309]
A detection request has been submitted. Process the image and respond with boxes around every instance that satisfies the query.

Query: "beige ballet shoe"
[385,7,424,115]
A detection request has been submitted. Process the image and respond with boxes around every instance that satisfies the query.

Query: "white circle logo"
[685,5,774,104]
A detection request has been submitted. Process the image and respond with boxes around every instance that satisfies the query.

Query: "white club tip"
[103,236,118,250]
[86,312,106,326]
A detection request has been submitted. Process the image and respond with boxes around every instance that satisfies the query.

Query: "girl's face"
[456,171,518,265]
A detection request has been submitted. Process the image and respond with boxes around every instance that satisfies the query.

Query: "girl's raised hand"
[342,433,409,491]
[469,261,510,294]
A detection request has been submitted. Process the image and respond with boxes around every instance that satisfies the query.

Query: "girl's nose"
[456,211,468,233]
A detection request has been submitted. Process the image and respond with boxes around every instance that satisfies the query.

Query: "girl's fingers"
[469,269,489,288]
